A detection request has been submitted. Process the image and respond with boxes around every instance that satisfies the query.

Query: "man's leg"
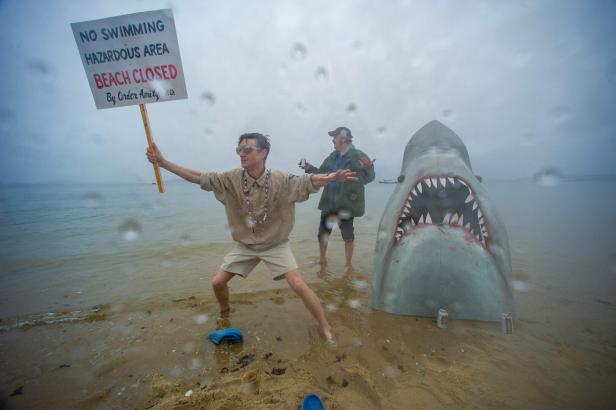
[211,268,235,313]
[284,269,333,340]
[318,212,332,265]
[344,241,354,267]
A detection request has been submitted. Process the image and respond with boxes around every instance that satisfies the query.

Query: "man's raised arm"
[146,143,201,184]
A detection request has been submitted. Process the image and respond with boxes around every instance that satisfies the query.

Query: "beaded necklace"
[242,169,271,230]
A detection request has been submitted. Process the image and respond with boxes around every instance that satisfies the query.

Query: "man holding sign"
[147,134,357,341]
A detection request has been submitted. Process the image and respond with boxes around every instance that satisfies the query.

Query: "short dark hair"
[238,132,270,159]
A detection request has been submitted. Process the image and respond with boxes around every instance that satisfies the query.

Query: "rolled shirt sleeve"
[284,173,319,204]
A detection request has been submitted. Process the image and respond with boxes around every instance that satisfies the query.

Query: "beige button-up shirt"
[200,168,319,251]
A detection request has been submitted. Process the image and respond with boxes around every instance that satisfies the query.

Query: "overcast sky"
[0,0,614,184]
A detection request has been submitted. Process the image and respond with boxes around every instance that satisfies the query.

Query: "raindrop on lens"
[119,218,141,241]
[82,192,103,208]
[183,342,197,353]
[325,216,339,230]
[290,43,307,60]
[346,103,357,113]
[377,230,388,241]
[384,366,399,378]
[187,358,202,370]
[549,106,571,125]
[149,80,167,98]
[201,91,216,105]
[512,280,529,292]
[315,66,329,80]
[325,303,339,313]
[242,382,255,395]
[351,280,368,290]
[442,109,453,118]
[346,299,361,309]
[170,365,183,378]
[338,210,351,220]
[194,314,209,325]
[245,216,256,229]
[376,127,386,139]
[352,40,363,51]
[533,167,562,187]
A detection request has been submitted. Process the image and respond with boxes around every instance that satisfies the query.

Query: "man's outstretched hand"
[358,156,376,169]
[331,169,358,182]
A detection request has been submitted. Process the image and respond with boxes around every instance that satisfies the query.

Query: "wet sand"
[1,237,616,409]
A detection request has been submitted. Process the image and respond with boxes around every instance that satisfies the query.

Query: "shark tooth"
[417,183,423,194]
[465,192,474,203]
[426,178,432,188]
[431,177,438,187]
[443,213,452,224]
[464,222,471,230]
[477,209,483,219]
[419,215,425,224]
[439,177,446,187]
[451,214,459,224]
[411,188,417,196]
[458,214,464,226]
[426,213,432,224]
[472,201,478,211]
[447,177,455,185]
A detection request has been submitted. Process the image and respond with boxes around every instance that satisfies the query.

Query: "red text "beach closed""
[93,64,178,89]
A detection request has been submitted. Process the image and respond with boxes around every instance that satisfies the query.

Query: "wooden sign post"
[71,9,187,193]
[139,104,165,193]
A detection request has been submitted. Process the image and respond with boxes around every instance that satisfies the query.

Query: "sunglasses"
[236,146,261,155]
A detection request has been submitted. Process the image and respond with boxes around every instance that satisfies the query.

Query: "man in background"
[300,126,375,267]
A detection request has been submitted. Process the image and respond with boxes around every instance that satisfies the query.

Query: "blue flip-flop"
[301,393,324,410]
[207,328,243,345]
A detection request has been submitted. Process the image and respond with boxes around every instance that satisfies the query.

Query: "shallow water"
[1,179,615,408]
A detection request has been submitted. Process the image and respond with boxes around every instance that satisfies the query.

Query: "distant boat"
[378,179,398,184]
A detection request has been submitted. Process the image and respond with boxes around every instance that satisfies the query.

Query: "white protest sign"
[71,9,187,109]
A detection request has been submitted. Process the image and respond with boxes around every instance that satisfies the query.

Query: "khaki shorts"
[221,241,298,280]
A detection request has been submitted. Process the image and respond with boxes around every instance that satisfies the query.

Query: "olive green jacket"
[305,146,375,217]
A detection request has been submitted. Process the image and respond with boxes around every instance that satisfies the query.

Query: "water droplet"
[346,299,361,309]
[119,218,141,241]
[346,103,357,113]
[377,230,388,241]
[290,43,307,60]
[194,314,209,325]
[352,40,363,51]
[533,167,562,187]
[28,59,52,76]
[89,134,103,145]
[183,342,197,353]
[441,109,453,118]
[187,358,202,370]
[512,280,529,292]
[180,233,191,245]
[325,303,339,313]
[319,232,330,245]
[149,80,167,98]
[315,66,329,80]
[245,216,256,229]
[204,128,213,136]
[169,365,183,378]
[242,382,255,395]
[201,91,216,105]
[376,127,386,139]
[325,215,339,230]
[82,192,103,208]
[338,209,351,220]
[385,292,397,305]
[351,280,368,290]
[295,102,306,112]
[384,366,399,378]
[549,106,571,125]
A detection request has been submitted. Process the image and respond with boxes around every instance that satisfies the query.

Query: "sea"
[1,178,615,329]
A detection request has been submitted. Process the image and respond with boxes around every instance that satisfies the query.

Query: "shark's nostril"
[397,175,405,183]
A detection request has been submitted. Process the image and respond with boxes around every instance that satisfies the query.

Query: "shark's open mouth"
[394,175,488,246]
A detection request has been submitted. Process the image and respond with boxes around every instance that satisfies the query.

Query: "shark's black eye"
[397,175,405,183]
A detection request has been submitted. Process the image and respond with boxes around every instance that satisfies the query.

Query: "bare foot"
[321,325,333,342]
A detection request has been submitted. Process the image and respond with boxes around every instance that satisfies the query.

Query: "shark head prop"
[372,120,513,321]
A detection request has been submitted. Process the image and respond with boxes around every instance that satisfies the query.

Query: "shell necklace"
[242,169,271,230]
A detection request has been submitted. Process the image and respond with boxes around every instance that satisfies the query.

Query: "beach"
[1,181,616,409]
